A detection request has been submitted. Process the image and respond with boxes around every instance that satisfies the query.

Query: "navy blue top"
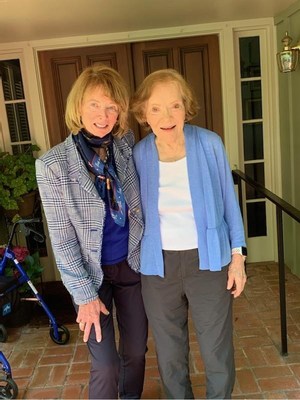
[101,197,129,265]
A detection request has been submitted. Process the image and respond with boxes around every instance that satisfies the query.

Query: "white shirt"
[158,157,198,250]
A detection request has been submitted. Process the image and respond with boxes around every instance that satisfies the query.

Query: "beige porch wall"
[275,0,300,277]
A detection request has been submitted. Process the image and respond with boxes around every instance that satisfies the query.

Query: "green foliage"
[0,145,40,210]
[23,252,44,282]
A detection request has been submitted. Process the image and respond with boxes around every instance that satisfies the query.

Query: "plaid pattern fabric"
[36,131,144,305]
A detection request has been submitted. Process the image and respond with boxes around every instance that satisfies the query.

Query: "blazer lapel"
[65,135,98,197]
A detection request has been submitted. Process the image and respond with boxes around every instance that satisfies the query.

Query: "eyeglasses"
[86,102,119,115]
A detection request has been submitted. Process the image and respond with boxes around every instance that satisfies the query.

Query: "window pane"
[0,59,25,101]
[247,202,267,237]
[243,122,264,160]
[245,163,265,199]
[241,81,262,120]
[5,103,31,142]
[239,37,261,78]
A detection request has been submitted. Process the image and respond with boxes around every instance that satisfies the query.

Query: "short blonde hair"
[130,69,199,129]
[65,65,129,137]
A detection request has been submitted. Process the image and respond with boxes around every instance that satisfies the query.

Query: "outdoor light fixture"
[277,32,300,73]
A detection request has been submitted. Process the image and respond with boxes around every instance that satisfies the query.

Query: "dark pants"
[82,260,148,399]
[141,249,235,399]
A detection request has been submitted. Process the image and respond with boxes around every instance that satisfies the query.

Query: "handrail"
[233,169,300,222]
[232,169,300,356]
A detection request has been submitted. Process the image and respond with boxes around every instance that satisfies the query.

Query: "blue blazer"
[36,131,143,305]
[133,124,246,277]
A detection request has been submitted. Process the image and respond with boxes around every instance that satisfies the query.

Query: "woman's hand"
[227,254,247,298]
[76,298,109,343]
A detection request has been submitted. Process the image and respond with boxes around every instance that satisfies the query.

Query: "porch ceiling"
[0,0,297,44]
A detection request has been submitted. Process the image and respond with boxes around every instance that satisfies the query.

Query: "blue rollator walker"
[0,218,70,345]
[0,218,70,396]
[0,350,18,399]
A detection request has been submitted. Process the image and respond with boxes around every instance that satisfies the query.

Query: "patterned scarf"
[73,130,126,227]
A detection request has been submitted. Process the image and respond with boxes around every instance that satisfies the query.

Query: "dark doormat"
[29,280,77,326]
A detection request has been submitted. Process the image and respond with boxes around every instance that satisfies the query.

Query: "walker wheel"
[49,324,70,345]
[0,377,18,399]
[0,326,7,343]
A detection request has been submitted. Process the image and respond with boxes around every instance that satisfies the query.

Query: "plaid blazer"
[36,131,144,305]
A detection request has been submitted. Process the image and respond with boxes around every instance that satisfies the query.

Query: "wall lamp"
[277,31,300,73]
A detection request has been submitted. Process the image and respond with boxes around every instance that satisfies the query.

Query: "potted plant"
[0,144,40,219]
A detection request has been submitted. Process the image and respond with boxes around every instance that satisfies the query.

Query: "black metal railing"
[232,169,300,356]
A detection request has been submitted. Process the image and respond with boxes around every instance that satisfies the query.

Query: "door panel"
[182,48,211,130]
[52,58,82,141]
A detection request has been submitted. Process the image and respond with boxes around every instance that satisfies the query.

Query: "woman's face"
[145,81,185,142]
[80,86,119,137]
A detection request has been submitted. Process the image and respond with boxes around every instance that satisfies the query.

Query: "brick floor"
[2,262,300,399]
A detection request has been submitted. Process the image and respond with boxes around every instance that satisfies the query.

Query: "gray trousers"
[141,249,235,399]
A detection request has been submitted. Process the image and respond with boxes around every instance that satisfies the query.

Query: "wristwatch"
[231,247,247,259]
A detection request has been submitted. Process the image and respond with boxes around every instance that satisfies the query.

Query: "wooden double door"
[38,35,223,146]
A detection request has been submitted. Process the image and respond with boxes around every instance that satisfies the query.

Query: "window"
[0,58,47,255]
[0,59,32,154]
[239,37,267,237]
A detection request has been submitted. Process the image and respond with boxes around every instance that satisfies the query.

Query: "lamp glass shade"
[277,49,299,73]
